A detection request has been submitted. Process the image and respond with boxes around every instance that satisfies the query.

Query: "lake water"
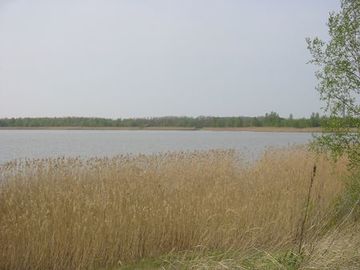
[0,130,315,164]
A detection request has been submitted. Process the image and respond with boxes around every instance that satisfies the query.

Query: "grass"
[0,147,355,269]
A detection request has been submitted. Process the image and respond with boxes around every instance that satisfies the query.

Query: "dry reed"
[0,147,347,270]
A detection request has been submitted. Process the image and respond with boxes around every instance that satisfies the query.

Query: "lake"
[0,130,315,164]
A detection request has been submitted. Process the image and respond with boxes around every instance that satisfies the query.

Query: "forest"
[0,112,322,128]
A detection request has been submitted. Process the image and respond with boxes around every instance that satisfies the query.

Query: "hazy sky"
[0,0,339,118]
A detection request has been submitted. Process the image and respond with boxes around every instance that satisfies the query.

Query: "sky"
[0,0,340,119]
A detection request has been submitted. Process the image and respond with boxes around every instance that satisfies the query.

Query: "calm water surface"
[0,130,315,164]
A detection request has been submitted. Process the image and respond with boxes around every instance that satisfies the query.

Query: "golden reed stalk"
[0,147,347,269]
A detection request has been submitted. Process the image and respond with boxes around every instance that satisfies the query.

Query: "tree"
[310,112,321,127]
[251,117,262,127]
[264,112,281,127]
[307,0,360,167]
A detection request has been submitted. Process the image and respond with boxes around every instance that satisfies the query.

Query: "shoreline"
[0,126,323,133]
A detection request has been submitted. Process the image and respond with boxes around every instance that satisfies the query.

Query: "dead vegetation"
[0,147,353,270]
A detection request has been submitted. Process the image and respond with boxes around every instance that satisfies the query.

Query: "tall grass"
[0,148,347,269]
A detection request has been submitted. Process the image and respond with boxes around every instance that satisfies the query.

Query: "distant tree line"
[0,112,326,128]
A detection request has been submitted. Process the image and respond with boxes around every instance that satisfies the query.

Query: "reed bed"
[0,147,347,270]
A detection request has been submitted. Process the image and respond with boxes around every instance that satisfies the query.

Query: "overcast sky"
[0,0,339,118]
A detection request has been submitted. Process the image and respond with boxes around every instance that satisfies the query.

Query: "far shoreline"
[0,126,323,133]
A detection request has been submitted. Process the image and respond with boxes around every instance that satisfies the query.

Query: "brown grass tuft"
[0,147,347,269]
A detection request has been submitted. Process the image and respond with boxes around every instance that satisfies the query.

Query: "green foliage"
[264,111,281,127]
[118,250,304,270]
[334,170,360,221]
[276,251,303,270]
[0,113,325,129]
[307,0,360,167]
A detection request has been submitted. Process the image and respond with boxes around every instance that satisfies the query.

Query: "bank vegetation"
[1,147,359,269]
